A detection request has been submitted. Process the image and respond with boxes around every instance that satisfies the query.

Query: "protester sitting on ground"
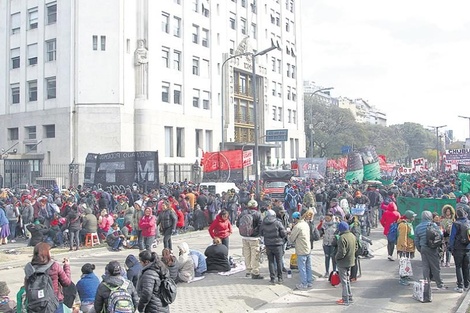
[26,218,50,247]
[205,237,231,273]
[161,248,179,281]
[0,281,16,313]
[98,209,114,240]
[121,221,133,241]
[176,242,195,283]
[189,249,207,277]
[106,223,125,251]
[76,263,100,313]
[94,261,139,313]
[125,254,143,288]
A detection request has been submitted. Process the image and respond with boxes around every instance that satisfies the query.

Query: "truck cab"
[261,170,294,200]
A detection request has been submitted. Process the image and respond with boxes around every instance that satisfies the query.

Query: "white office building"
[0,0,305,187]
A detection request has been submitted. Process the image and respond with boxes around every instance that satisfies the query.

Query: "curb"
[455,290,470,313]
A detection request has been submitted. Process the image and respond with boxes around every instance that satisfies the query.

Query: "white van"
[199,182,239,195]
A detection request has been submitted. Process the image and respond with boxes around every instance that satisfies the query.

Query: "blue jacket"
[449,218,470,251]
[76,273,100,302]
[189,249,207,275]
[0,208,8,226]
[414,221,441,251]
[125,254,143,287]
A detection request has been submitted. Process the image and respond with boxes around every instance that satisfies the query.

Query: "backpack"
[426,224,443,249]
[104,280,135,313]
[238,211,254,237]
[457,221,470,244]
[328,270,340,286]
[387,222,399,244]
[159,272,177,305]
[25,262,59,313]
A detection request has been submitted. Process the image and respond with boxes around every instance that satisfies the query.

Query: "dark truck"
[261,170,294,200]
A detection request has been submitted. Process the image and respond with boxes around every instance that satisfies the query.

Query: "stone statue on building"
[234,36,252,62]
[135,39,148,97]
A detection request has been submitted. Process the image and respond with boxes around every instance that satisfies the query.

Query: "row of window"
[11,2,57,34]
[228,13,257,39]
[10,77,56,104]
[10,39,56,69]
[270,57,296,78]
[271,81,297,101]
[230,0,257,13]
[272,106,297,124]
[7,125,56,141]
[92,35,107,51]
[164,126,213,158]
[192,0,210,17]
[192,24,210,47]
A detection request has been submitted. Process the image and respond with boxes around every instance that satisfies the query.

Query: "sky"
[300,0,470,142]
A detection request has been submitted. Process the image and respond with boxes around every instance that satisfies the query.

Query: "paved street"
[0,226,468,313]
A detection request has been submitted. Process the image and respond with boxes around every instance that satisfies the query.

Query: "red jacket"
[139,214,156,237]
[208,214,232,239]
[176,210,185,228]
[380,202,400,235]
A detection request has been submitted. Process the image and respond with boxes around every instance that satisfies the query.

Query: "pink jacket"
[25,261,71,302]
[99,215,114,232]
[380,202,400,235]
[139,215,156,237]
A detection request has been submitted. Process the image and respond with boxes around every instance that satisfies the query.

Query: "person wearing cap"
[0,281,16,312]
[94,261,138,313]
[288,211,313,289]
[76,263,100,312]
[335,221,357,305]
[448,208,470,293]
[396,210,416,285]
[260,209,287,284]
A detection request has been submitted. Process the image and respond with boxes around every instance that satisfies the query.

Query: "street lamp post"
[429,125,447,172]
[308,124,314,158]
[458,115,470,139]
[306,87,334,102]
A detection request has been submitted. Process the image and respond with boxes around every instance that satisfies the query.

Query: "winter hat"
[0,281,10,296]
[338,221,349,232]
[247,199,258,208]
[421,210,433,222]
[81,263,96,275]
[404,210,417,220]
[134,199,143,208]
[292,212,301,219]
[266,209,276,217]
[461,196,468,204]
[456,208,467,218]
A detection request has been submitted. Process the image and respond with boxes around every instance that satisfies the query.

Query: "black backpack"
[457,221,470,245]
[426,224,443,249]
[159,272,177,305]
[25,262,59,313]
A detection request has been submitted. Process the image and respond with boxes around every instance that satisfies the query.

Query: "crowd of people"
[0,169,468,310]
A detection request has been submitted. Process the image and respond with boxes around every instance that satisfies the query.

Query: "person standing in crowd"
[205,237,231,273]
[302,186,316,211]
[0,202,10,245]
[335,221,357,305]
[208,209,233,250]
[21,199,34,239]
[366,184,383,228]
[441,204,455,267]
[66,206,81,251]
[125,254,143,288]
[76,263,100,313]
[137,250,171,313]
[236,199,264,279]
[139,207,157,251]
[157,200,177,250]
[381,197,400,261]
[448,208,470,293]
[24,242,72,313]
[94,261,139,313]
[288,211,312,289]
[226,189,240,224]
[329,198,345,220]
[260,209,287,284]
[5,200,19,242]
[397,210,416,285]
[414,210,447,290]
[132,199,145,251]
[322,213,338,278]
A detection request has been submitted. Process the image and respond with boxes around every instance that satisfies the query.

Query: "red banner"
[202,150,243,173]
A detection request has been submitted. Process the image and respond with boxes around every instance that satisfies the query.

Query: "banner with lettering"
[201,150,243,182]
[297,158,327,179]
[84,151,159,187]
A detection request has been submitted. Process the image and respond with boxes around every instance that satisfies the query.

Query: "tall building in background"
[0,0,304,187]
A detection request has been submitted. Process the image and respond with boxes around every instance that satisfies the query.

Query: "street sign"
[265,129,288,142]
[243,149,253,167]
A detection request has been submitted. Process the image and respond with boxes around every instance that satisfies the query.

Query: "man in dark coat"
[335,221,358,305]
[137,254,170,313]
[125,254,143,288]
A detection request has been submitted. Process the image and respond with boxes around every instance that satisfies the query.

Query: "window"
[26,144,37,153]
[241,18,247,34]
[192,57,199,75]
[11,13,20,34]
[44,124,55,138]
[173,50,181,70]
[193,89,200,107]
[162,82,170,102]
[46,2,57,24]
[174,84,181,104]
[205,130,213,152]
[165,126,174,157]
[193,0,199,12]
[46,39,57,61]
[277,59,281,74]
[290,138,295,159]
[162,47,170,68]
[229,16,236,30]
[251,23,257,39]
[202,59,210,77]
[278,107,282,121]
[28,44,38,65]
[271,57,276,72]
[291,65,296,78]
[25,126,37,139]
[230,40,235,54]
[162,13,169,33]
[176,128,184,157]
[100,36,106,51]
[202,91,210,109]
[241,0,246,7]
[28,80,38,101]
[195,129,202,156]
[287,109,292,123]
[11,84,20,104]
[29,8,38,29]
[173,16,181,37]
[292,110,297,124]
[174,0,181,4]
[287,86,291,100]
[272,81,276,96]
[46,77,56,99]
[92,35,98,50]
[292,88,297,101]
[272,106,277,121]
[286,18,290,32]
[277,83,282,97]
[275,13,280,26]
[8,128,19,141]
[192,24,199,43]
[11,48,20,69]
[287,63,290,77]
[202,29,209,47]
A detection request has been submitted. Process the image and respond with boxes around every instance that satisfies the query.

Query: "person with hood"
[137,250,171,313]
[335,221,357,305]
[414,210,447,290]
[76,263,100,313]
[322,213,338,278]
[456,195,470,216]
[208,209,233,249]
[380,199,400,261]
[329,198,345,220]
[176,242,195,283]
[441,204,456,267]
[448,208,470,293]
[157,200,177,250]
[397,210,416,285]
[79,207,98,244]
[205,237,231,273]
[288,211,312,289]
[259,209,287,284]
[161,248,179,281]
[94,261,139,313]
[125,254,143,288]
[132,199,145,251]
[139,207,157,251]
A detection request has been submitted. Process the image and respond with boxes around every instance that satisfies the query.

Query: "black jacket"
[158,209,177,230]
[137,261,170,313]
[205,244,230,272]
[94,275,139,313]
[125,254,143,288]
[259,215,287,246]
[27,223,49,246]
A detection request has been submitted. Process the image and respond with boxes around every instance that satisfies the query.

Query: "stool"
[85,233,100,247]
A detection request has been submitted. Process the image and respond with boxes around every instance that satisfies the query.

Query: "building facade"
[0,0,305,187]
